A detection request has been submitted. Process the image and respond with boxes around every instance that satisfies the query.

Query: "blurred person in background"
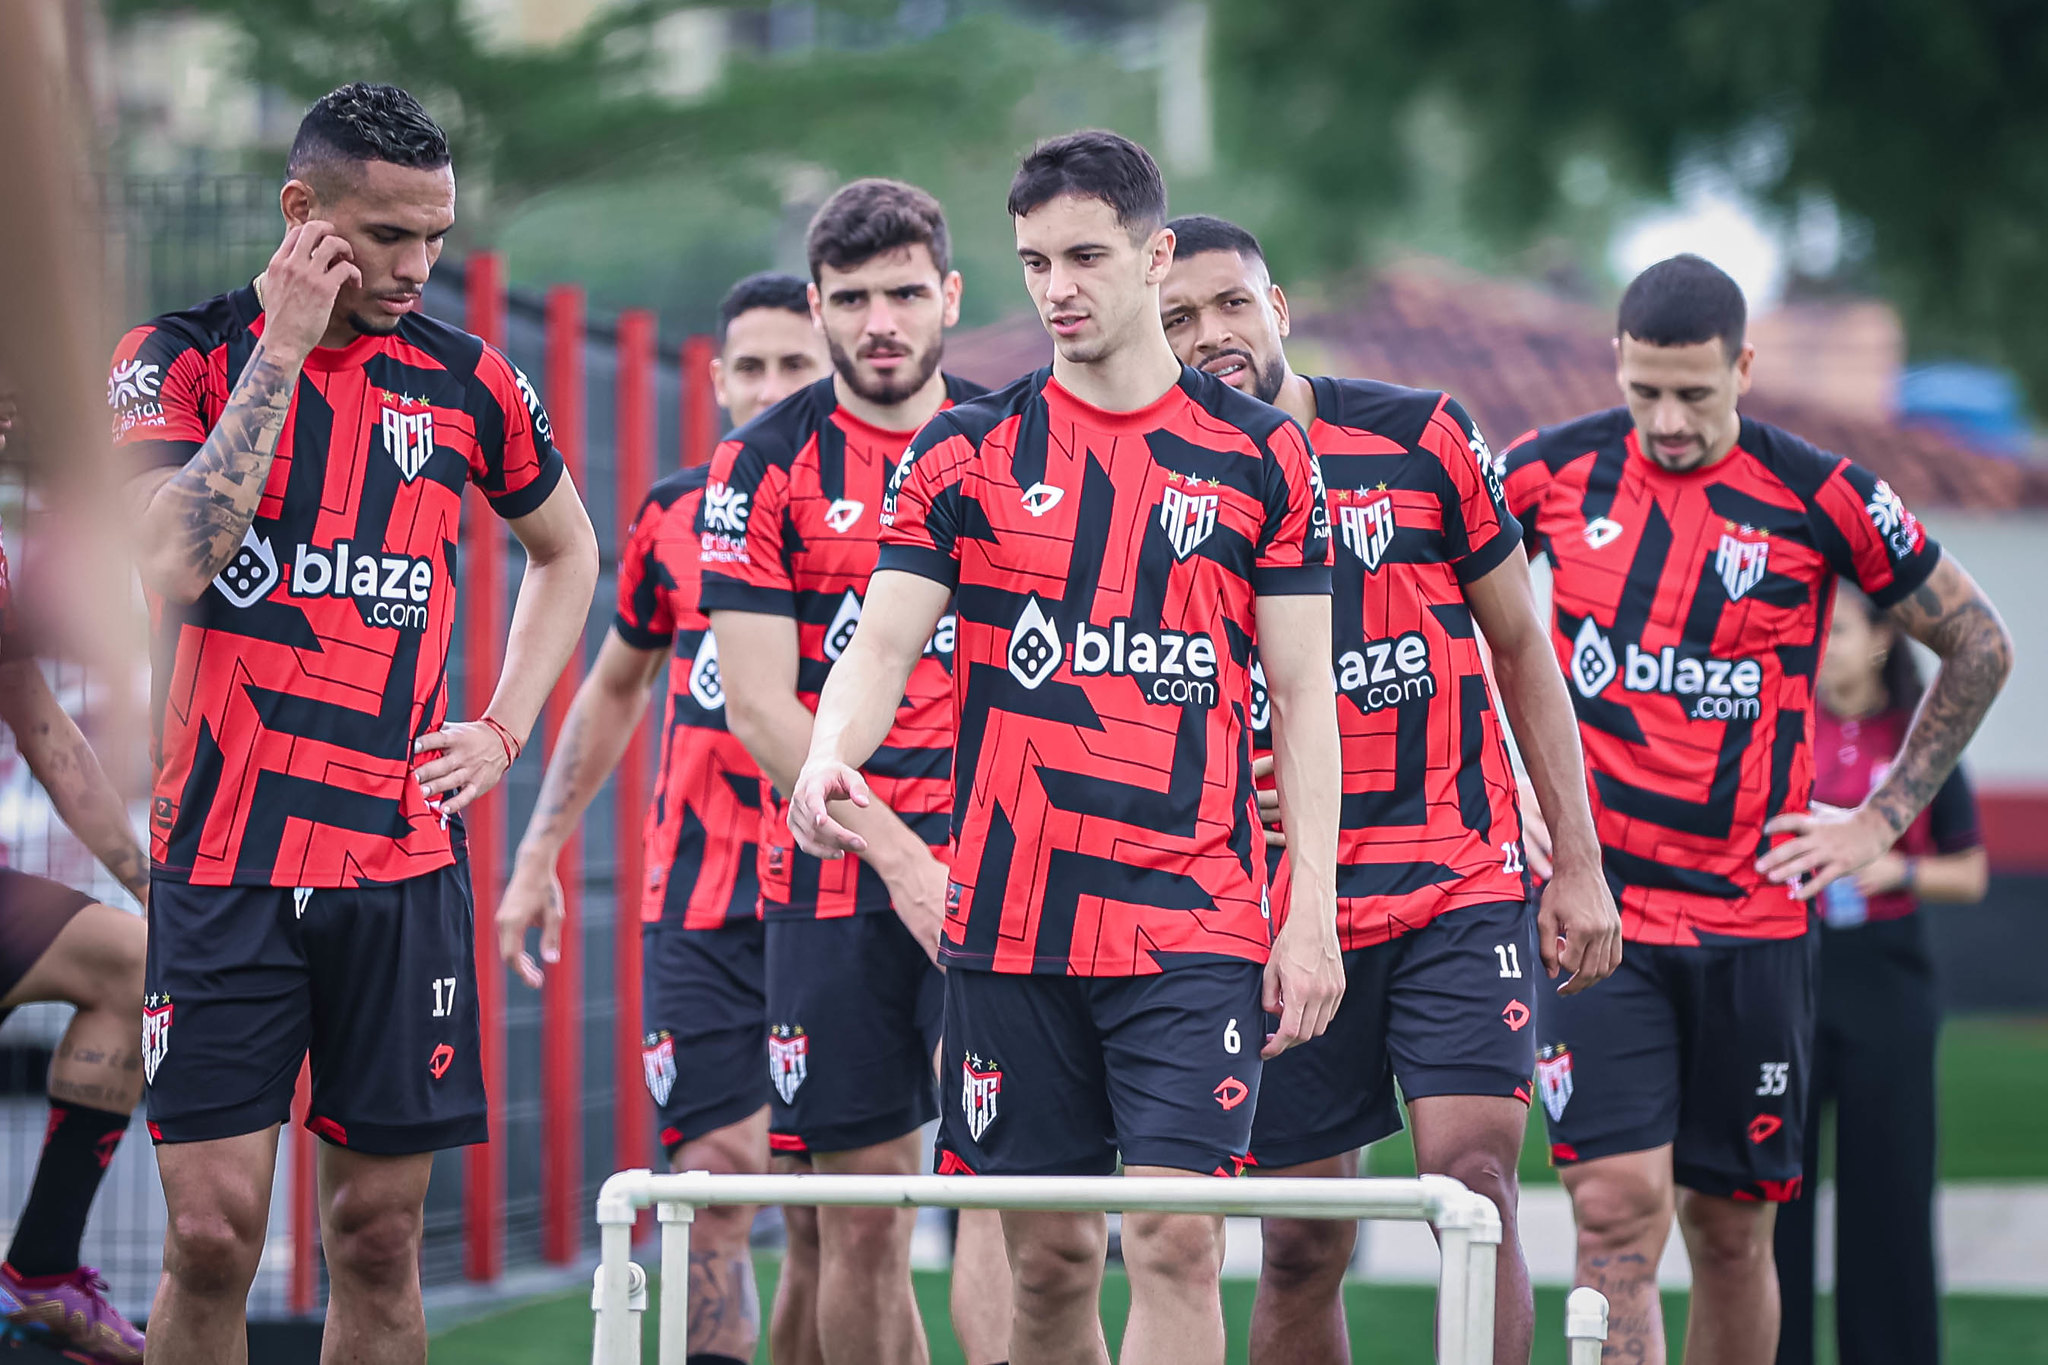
[1774,583,1987,1365]
[0,391,150,1364]
[116,83,598,1365]
[499,272,828,1365]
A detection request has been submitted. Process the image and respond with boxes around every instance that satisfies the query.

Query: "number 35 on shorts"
[1756,1061,1790,1096]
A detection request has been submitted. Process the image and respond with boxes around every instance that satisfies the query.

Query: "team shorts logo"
[688,631,724,710]
[642,1030,677,1107]
[1501,999,1530,1032]
[1568,617,1618,697]
[1748,1113,1784,1145]
[1159,482,1220,560]
[1714,526,1770,601]
[1865,478,1925,558]
[1074,617,1221,707]
[1335,632,1435,713]
[428,1044,455,1080]
[142,994,173,1085]
[380,395,435,482]
[1535,1043,1572,1122]
[823,588,863,660]
[1248,657,1270,732]
[213,528,281,608]
[1338,495,1396,571]
[512,365,555,444]
[768,1024,808,1103]
[1020,482,1064,517]
[823,498,864,534]
[703,481,750,535]
[1583,516,1625,549]
[962,1054,1002,1141]
[1007,596,1062,689]
[1213,1076,1249,1111]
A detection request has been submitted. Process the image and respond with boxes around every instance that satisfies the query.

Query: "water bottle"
[1821,875,1867,928]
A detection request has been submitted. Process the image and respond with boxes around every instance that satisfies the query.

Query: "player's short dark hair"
[287,83,450,191]
[805,179,951,281]
[1167,214,1266,268]
[1617,254,1747,361]
[717,272,812,342]
[1007,130,1167,237]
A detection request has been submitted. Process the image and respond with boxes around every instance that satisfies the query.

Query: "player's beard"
[830,335,942,407]
[347,310,404,337]
[1203,347,1287,404]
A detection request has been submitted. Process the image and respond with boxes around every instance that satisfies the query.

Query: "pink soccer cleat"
[0,1263,145,1364]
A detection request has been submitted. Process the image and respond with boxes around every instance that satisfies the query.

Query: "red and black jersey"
[110,284,565,888]
[1261,379,1527,949]
[879,366,1331,977]
[615,464,764,930]
[697,374,984,919]
[1501,408,1941,944]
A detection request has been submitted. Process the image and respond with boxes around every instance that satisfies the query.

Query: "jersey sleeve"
[472,345,567,520]
[108,322,213,472]
[613,489,677,651]
[697,433,796,615]
[1252,418,1332,595]
[1806,459,1942,609]
[1925,763,1983,855]
[876,415,968,589]
[1498,428,1550,554]
[1425,396,1522,583]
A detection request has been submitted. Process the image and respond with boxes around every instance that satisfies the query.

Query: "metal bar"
[461,249,507,1285]
[679,334,718,467]
[1565,1285,1610,1365]
[656,1203,694,1365]
[540,282,587,1266]
[612,308,657,1191]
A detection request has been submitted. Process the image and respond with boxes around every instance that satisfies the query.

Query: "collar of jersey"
[1041,370,1187,435]
[297,329,388,373]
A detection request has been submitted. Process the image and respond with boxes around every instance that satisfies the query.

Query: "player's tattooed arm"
[1873,554,2013,834]
[0,659,149,904]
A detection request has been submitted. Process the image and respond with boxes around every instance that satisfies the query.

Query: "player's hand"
[1854,851,1911,896]
[883,846,949,965]
[788,759,872,858]
[1536,855,1622,994]
[261,221,359,360]
[412,719,517,818]
[1758,801,1896,901]
[1516,773,1554,880]
[1251,753,1285,847]
[497,856,565,989]
[1261,907,1344,1057]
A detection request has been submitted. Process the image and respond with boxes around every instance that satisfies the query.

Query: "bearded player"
[1502,254,2011,1365]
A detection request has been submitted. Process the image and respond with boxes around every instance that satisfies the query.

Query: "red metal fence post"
[540,285,587,1266]
[680,334,718,467]
[462,251,507,1284]
[613,309,657,1186]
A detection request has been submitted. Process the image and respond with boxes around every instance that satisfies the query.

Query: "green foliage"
[1209,0,2048,401]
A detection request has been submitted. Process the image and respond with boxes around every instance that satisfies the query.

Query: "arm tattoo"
[1873,564,2014,836]
[150,340,300,584]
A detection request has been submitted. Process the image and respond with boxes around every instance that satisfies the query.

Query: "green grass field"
[431,1017,2048,1361]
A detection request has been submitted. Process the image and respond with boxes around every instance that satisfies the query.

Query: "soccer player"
[115,84,598,1365]
[700,179,1006,1365]
[498,272,824,1365]
[1501,254,2012,1365]
[1158,214,1620,1364]
[788,131,1345,1365]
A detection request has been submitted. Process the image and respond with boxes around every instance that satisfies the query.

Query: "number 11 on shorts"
[1494,943,1522,978]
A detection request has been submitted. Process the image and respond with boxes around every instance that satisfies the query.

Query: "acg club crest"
[1535,1043,1573,1122]
[1714,525,1770,602]
[1338,494,1396,572]
[962,1054,1002,1141]
[380,392,435,482]
[1159,480,1220,560]
[641,1030,677,1107]
[768,1024,809,1104]
[142,993,173,1085]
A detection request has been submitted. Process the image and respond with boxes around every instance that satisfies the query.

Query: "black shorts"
[1538,931,1815,1201]
[0,869,94,1020]
[764,912,941,1155]
[1250,898,1539,1169]
[642,917,769,1155]
[143,863,488,1155]
[937,961,1265,1177]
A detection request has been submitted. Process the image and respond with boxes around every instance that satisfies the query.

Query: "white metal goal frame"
[590,1169,1612,1364]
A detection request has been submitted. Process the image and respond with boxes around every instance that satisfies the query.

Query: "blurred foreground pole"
[540,285,587,1266]
[681,335,718,466]
[462,252,508,1284]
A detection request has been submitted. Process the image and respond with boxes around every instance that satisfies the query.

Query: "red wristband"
[481,715,522,765]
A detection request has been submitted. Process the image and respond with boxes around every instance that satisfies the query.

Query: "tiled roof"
[945,258,2048,511]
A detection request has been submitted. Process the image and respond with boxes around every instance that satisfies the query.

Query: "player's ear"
[1145,226,1176,285]
[710,356,730,413]
[807,282,824,330]
[1732,341,1756,396]
[941,270,963,329]
[1271,283,1292,340]
[279,179,316,229]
